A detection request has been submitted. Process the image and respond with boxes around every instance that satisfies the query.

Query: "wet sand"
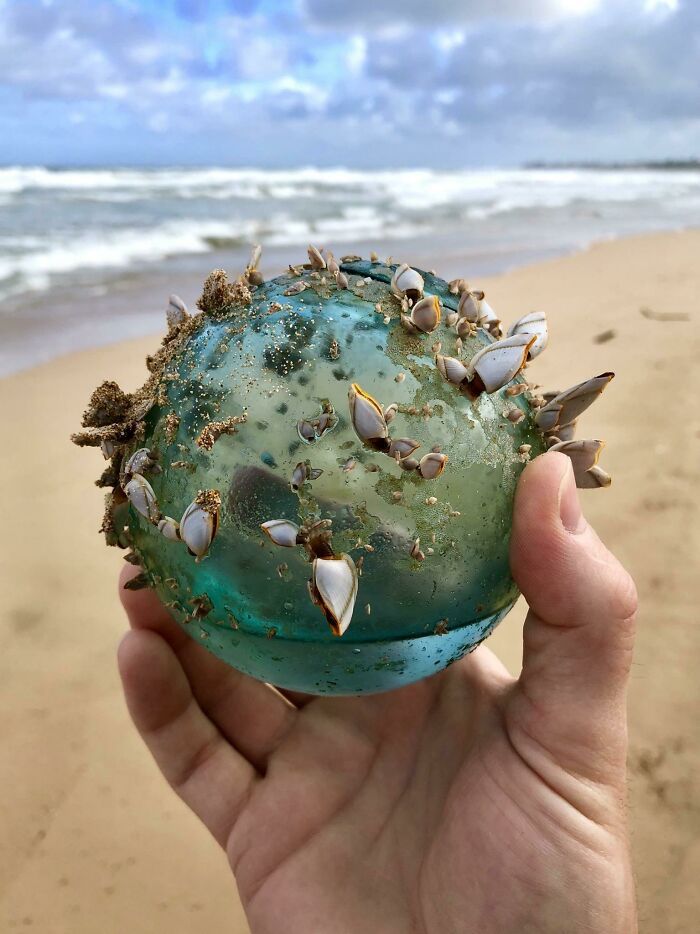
[0,230,698,933]
[0,232,570,378]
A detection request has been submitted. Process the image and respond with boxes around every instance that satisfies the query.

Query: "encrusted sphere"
[120,259,547,694]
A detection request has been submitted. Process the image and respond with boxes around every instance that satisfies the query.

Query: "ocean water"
[1,165,699,375]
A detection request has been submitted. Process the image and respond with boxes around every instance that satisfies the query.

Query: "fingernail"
[558,459,586,534]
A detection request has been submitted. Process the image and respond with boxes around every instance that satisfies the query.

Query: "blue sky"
[0,0,697,167]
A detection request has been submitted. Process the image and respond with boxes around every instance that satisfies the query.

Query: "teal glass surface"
[124,260,545,694]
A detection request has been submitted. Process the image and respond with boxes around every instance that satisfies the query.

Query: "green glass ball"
[123,259,545,694]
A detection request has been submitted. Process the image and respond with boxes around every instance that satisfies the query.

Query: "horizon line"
[1,158,699,172]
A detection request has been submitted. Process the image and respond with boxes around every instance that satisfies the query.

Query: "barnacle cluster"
[73,246,613,694]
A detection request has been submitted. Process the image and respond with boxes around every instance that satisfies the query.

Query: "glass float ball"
[122,259,546,694]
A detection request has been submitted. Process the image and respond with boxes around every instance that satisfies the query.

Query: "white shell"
[410,538,425,561]
[458,290,484,323]
[467,334,534,394]
[477,300,498,329]
[100,439,116,459]
[555,420,577,443]
[436,354,469,386]
[261,519,301,547]
[290,461,323,489]
[315,412,334,437]
[535,407,560,432]
[307,244,326,269]
[312,553,358,636]
[448,278,469,295]
[348,383,388,442]
[391,263,424,298]
[335,271,349,289]
[327,256,339,277]
[180,501,217,557]
[585,465,613,489]
[158,516,181,541]
[166,294,188,329]
[409,295,441,333]
[125,447,156,478]
[290,462,307,491]
[248,244,262,270]
[418,452,448,479]
[549,439,610,489]
[456,318,474,339]
[507,311,548,359]
[535,373,614,431]
[125,475,159,523]
[388,437,421,460]
[297,419,316,443]
[383,403,399,423]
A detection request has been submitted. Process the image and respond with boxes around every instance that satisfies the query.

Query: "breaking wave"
[1,164,699,303]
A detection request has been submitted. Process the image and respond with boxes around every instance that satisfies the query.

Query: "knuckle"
[611,568,638,627]
[172,733,221,791]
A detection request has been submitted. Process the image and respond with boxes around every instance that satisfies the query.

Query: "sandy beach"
[1,229,698,933]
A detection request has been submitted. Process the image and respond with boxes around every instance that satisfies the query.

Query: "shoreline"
[1,229,698,933]
[2,225,697,379]
[0,231,569,378]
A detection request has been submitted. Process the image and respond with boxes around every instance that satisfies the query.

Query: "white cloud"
[234,34,289,81]
[554,0,602,15]
[200,85,232,108]
[434,31,466,53]
[0,0,696,166]
[345,35,367,74]
[98,83,129,100]
[270,75,330,110]
[644,0,679,13]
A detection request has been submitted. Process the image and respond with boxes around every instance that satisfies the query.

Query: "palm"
[118,455,638,933]
[226,660,625,934]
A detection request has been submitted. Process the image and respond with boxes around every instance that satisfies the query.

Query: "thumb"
[508,451,637,786]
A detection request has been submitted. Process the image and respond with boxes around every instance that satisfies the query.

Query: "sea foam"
[1,164,699,305]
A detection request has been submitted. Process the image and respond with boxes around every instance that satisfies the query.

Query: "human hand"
[118,451,638,934]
